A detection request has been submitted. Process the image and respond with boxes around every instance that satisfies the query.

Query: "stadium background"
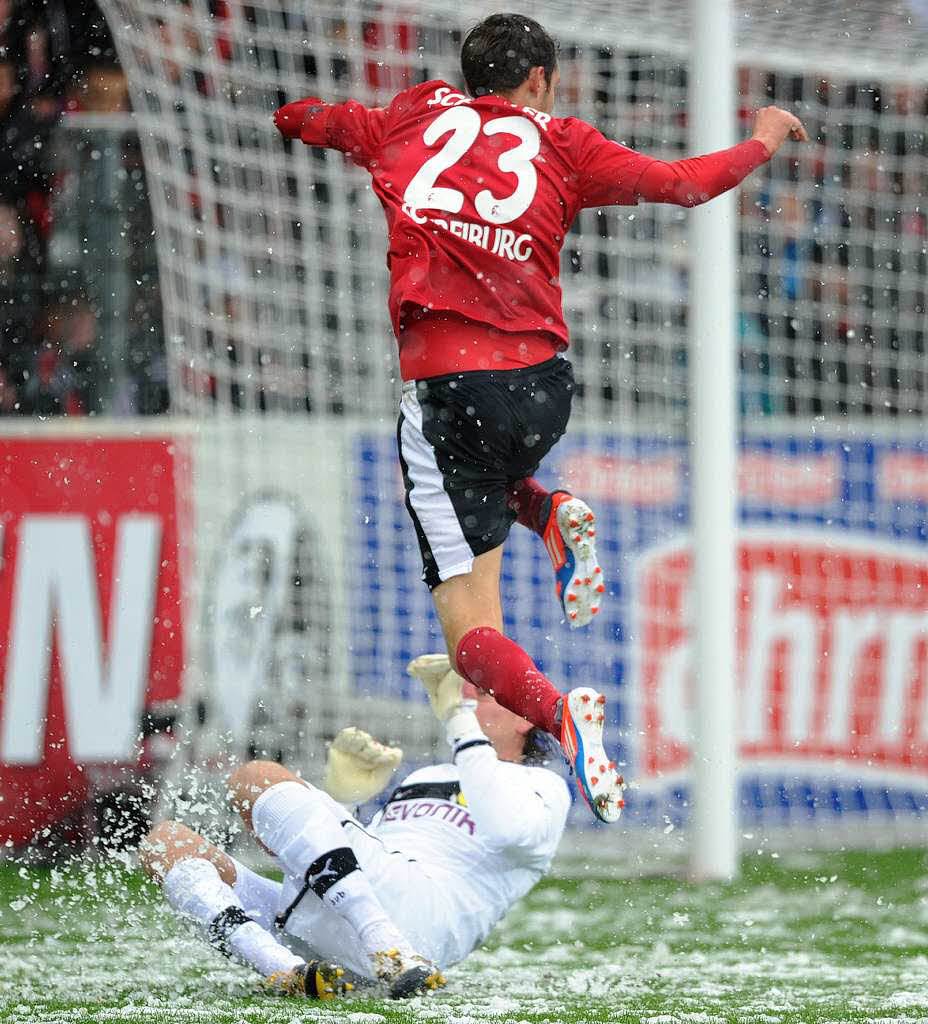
[0,0,927,866]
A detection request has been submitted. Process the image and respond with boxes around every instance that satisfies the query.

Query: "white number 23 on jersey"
[403,106,540,226]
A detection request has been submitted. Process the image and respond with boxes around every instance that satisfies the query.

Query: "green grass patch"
[1,847,926,1023]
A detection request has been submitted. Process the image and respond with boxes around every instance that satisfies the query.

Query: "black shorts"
[396,356,574,590]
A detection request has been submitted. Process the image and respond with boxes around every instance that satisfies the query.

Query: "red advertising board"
[0,438,186,844]
[634,531,928,780]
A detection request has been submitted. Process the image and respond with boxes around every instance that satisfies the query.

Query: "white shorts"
[243,787,458,977]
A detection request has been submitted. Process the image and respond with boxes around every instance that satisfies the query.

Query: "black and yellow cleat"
[267,959,359,1000]
[388,963,446,999]
[370,948,446,999]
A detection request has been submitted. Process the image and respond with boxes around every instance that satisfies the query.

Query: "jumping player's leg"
[507,477,604,627]
[432,547,561,738]
[430,549,624,823]
[139,820,311,983]
[400,359,623,822]
[227,761,443,997]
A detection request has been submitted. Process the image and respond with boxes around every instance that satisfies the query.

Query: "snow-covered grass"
[1,847,927,1023]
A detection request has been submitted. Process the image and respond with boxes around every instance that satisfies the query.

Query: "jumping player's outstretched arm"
[635,105,808,206]
[274,96,386,167]
[574,104,807,210]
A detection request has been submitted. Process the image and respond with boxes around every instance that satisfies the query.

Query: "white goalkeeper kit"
[283,751,568,972]
[236,726,570,978]
[157,667,569,988]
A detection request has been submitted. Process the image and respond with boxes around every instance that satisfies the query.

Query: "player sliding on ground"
[140,658,568,1000]
[274,14,806,823]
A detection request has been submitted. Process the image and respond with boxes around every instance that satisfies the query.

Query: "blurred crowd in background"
[0,0,165,416]
[0,1,925,419]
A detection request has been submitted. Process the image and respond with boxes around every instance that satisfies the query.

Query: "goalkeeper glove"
[407,653,483,750]
[322,727,402,805]
[406,653,468,722]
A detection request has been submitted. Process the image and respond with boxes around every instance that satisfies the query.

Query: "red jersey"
[275,80,768,380]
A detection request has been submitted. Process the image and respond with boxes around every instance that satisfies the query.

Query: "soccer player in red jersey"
[274,14,806,823]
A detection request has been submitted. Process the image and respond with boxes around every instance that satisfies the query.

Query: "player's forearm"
[273,97,330,145]
[634,138,769,207]
[453,742,553,851]
[444,706,554,850]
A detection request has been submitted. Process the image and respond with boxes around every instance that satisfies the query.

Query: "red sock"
[506,477,549,536]
[455,627,562,738]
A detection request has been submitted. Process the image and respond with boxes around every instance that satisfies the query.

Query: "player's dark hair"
[521,726,555,765]
[460,13,558,98]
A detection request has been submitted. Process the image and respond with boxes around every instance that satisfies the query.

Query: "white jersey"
[368,742,570,964]
[277,740,569,973]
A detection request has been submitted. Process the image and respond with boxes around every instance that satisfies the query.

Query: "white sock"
[163,858,303,977]
[230,857,282,933]
[252,780,416,958]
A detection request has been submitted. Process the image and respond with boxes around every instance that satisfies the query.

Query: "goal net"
[98,0,928,852]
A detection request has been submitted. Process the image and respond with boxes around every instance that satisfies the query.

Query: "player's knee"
[226,760,302,826]
[139,820,196,882]
[140,820,237,887]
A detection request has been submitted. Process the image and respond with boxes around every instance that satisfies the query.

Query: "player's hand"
[273,98,324,139]
[322,727,402,805]
[407,653,469,722]
[750,105,809,156]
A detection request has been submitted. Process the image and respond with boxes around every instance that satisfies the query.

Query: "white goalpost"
[688,0,738,881]
[96,0,928,864]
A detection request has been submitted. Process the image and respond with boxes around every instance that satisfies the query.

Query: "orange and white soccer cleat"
[540,492,605,629]
[559,687,625,823]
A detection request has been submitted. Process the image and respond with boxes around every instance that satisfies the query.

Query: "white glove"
[407,653,483,749]
[406,653,469,722]
[322,727,403,805]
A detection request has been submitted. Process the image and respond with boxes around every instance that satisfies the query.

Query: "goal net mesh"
[97,0,928,852]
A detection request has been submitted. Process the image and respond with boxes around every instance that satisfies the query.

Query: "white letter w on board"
[1,515,161,764]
